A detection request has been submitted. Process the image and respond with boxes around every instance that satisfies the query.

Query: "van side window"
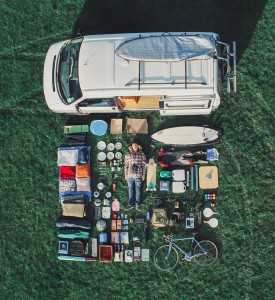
[78,98,114,107]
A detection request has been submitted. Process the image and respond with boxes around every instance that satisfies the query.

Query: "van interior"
[116,96,162,110]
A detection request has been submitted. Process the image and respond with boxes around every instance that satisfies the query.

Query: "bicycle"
[154,233,218,271]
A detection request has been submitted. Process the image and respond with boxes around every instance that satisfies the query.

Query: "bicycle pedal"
[183,253,192,261]
[184,256,192,261]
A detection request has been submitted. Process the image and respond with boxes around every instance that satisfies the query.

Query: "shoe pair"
[126,205,141,211]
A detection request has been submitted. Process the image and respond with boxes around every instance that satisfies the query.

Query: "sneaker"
[136,205,141,211]
[125,205,135,211]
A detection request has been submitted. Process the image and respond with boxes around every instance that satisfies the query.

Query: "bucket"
[90,120,108,136]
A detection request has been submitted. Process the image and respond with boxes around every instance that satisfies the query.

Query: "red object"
[60,166,75,178]
[158,148,169,167]
[112,183,116,192]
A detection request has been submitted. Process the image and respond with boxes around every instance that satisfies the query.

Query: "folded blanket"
[60,166,75,179]
[58,149,78,166]
[76,178,91,191]
[59,179,76,192]
[60,194,86,202]
[61,202,86,218]
[76,163,90,178]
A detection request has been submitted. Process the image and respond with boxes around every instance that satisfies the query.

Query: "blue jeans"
[127,178,142,206]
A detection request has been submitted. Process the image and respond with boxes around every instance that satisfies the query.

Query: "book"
[125,250,133,262]
[58,241,69,254]
[141,249,150,261]
[111,232,120,244]
[120,232,129,244]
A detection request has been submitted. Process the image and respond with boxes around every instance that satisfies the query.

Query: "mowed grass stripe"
[219,141,255,298]
[0,31,72,54]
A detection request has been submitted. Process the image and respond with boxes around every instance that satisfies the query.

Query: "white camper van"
[43,32,236,115]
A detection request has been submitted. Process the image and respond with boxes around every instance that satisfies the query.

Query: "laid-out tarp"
[115,34,216,62]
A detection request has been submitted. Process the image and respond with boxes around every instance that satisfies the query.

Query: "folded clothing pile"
[56,146,92,259]
[61,196,88,218]
[57,146,92,200]
[57,222,91,257]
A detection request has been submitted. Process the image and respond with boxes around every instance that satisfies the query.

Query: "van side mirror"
[75,104,82,113]
[76,27,83,37]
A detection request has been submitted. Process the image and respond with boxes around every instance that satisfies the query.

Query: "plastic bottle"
[112,198,120,212]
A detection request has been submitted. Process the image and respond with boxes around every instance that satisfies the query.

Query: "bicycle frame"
[166,236,206,259]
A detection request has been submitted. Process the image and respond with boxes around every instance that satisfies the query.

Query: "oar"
[203,208,218,218]
[203,218,218,228]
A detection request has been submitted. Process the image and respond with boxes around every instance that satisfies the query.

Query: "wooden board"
[146,158,157,191]
[126,118,148,134]
[199,166,218,189]
[120,96,161,109]
[110,119,123,134]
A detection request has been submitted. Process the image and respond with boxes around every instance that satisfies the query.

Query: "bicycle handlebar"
[163,235,173,243]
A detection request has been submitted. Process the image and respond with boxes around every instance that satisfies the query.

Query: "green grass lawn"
[0,0,274,299]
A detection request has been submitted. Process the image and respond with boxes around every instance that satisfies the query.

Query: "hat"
[131,138,140,145]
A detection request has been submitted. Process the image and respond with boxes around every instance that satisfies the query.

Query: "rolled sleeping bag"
[56,218,91,230]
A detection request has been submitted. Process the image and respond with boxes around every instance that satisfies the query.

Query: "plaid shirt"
[124,150,147,179]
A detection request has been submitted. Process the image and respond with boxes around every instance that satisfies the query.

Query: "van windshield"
[58,38,83,104]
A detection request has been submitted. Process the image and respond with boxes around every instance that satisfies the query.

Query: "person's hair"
[128,143,143,151]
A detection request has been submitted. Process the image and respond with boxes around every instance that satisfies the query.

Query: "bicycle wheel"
[154,245,179,271]
[193,240,218,266]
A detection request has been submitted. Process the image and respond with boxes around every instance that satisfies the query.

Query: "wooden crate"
[110,119,123,134]
[99,245,113,263]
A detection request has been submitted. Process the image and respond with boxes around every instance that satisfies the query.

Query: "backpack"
[151,208,169,227]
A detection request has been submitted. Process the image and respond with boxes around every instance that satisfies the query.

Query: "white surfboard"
[151,126,220,146]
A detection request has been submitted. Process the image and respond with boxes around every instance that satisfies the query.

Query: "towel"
[76,177,91,192]
[57,149,78,166]
[59,179,76,192]
[76,163,90,178]
[60,166,75,178]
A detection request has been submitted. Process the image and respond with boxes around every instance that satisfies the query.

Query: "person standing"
[124,140,147,211]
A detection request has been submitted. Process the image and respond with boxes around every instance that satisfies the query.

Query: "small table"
[199,166,218,189]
